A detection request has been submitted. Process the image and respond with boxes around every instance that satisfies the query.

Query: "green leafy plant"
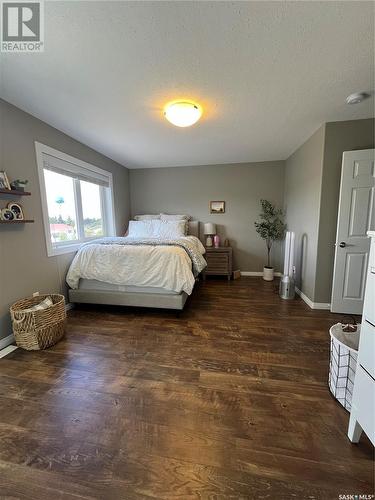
[254,199,286,268]
[13,179,28,186]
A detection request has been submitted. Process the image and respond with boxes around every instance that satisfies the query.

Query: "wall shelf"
[0,189,31,196]
[0,187,33,223]
[0,220,34,224]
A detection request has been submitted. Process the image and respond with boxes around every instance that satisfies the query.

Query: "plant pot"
[263,266,274,281]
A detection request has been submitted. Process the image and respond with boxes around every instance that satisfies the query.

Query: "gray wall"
[315,118,375,303]
[284,125,326,301]
[0,99,130,341]
[284,118,375,304]
[130,161,285,272]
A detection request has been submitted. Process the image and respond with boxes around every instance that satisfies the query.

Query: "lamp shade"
[204,223,216,235]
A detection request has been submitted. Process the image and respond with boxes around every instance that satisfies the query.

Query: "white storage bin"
[328,323,360,411]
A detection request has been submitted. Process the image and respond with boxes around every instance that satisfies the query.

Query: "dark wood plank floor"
[0,277,373,499]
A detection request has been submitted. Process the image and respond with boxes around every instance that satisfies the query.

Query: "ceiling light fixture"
[346,92,371,105]
[164,101,202,127]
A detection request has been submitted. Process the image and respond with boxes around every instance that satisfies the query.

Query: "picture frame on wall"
[210,200,225,214]
[0,171,11,190]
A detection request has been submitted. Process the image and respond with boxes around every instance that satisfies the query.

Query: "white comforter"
[66,236,206,295]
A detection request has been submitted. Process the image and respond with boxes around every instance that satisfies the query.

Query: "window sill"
[47,242,83,257]
[47,235,112,257]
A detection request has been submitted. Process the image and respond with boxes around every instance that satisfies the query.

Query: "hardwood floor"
[0,277,373,499]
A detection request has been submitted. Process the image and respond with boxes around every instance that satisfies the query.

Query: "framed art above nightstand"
[203,247,233,281]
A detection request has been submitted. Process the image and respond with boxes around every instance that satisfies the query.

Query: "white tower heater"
[279,231,296,300]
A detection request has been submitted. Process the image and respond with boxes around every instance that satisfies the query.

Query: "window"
[35,142,115,256]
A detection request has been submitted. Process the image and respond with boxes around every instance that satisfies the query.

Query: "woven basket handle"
[11,311,28,324]
[340,315,357,332]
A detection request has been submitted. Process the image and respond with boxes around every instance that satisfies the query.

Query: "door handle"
[339,242,346,248]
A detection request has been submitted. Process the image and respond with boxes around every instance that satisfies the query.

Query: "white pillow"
[134,214,160,221]
[127,220,186,239]
[152,220,186,239]
[127,220,155,238]
[160,214,190,235]
[160,213,191,221]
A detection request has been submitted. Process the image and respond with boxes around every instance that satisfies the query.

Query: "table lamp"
[204,223,216,247]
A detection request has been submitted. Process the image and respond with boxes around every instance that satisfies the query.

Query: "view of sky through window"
[44,170,103,242]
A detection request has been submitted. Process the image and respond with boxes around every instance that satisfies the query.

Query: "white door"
[331,149,375,314]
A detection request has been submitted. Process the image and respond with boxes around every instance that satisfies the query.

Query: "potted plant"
[254,199,286,281]
[10,179,28,192]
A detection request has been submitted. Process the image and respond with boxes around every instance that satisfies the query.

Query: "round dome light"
[164,101,202,127]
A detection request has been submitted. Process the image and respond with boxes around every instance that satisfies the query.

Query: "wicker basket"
[328,323,360,411]
[10,294,66,350]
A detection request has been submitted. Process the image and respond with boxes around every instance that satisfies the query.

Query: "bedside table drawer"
[206,254,228,265]
[203,247,232,279]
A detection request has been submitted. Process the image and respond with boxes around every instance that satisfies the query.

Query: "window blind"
[42,153,110,187]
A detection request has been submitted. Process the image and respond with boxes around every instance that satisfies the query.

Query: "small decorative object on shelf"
[0,171,11,190]
[7,202,24,220]
[0,207,15,221]
[224,238,230,247]
[10,179,28,192]
[0,179,32,224]
[210,200,225,214]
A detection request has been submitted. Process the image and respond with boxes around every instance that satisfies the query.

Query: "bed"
[67,220,206,310]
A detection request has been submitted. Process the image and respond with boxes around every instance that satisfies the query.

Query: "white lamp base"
[206,235,213,247]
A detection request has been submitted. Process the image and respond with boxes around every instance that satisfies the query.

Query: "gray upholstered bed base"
[68,220,199,310]
[68,288,188,310]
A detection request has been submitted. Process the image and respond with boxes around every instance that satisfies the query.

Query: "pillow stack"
[130,213,191,237]
[133,214,160,221]
[128,219,187,239]
[160,214,190,234]
[160,214,190,221]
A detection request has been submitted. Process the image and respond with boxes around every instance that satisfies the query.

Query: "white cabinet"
[363,240,375,326]
[358,320,375,379]
[348,231,375,446]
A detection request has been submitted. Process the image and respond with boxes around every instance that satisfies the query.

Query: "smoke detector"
[346,92,371,105]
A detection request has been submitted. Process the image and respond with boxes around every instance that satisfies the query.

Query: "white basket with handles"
[328,323,360,411]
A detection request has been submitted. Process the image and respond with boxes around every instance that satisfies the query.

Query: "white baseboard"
[238,278,331,310]
[0,344,18,358]
[0,334,17,358]
[295,287,331,310]
[241,271,282,277]
[0,334,15,350]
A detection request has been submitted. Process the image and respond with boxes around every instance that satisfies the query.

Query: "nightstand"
[203,247,233,281]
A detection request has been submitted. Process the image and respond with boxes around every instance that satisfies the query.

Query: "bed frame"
[69,288,188,310]
[68,221,200,311]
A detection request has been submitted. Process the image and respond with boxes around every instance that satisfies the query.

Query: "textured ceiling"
[0,1,374,168]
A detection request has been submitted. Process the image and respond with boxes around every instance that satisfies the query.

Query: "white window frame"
[35,142,116,257]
